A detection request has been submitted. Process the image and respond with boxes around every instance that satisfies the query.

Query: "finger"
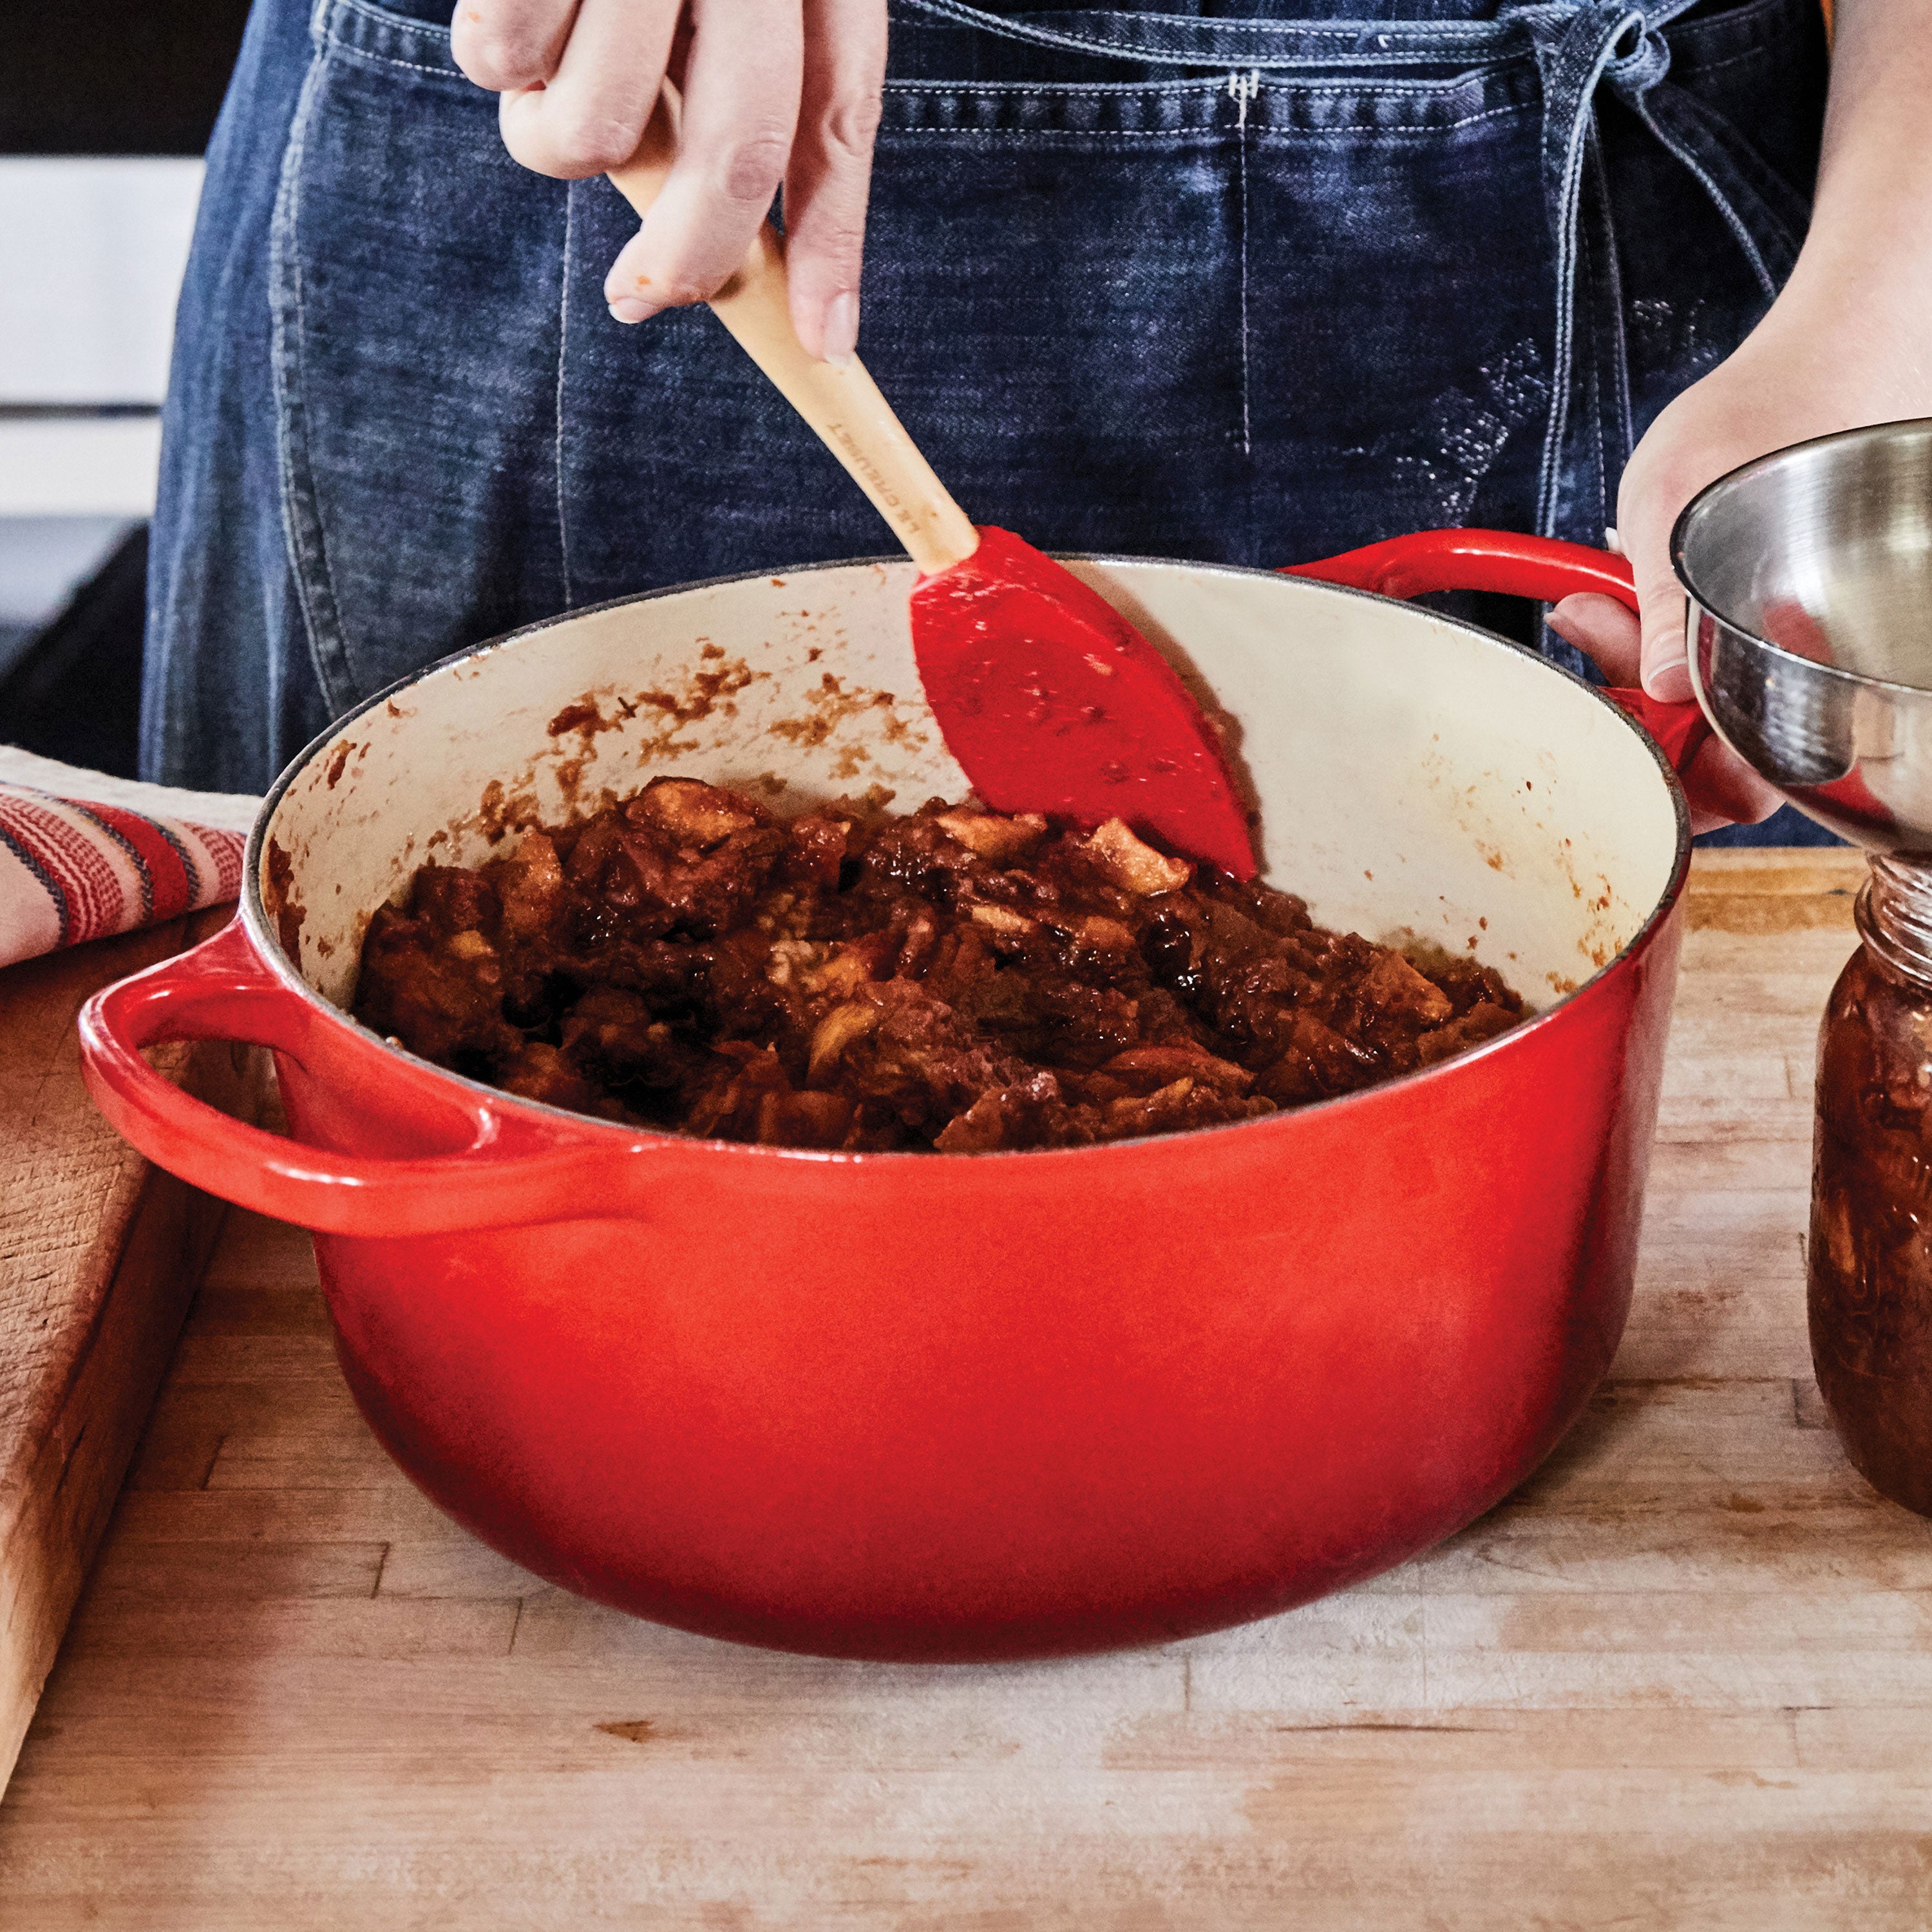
[785,0,887,361]
[602,0,804,319]
[499,0,680,180]
[1683,734,1783,833]
[1549,589,1781,829]
[1615,445,1696,706]
[1547,592,1642,687]
[451,0,577,91]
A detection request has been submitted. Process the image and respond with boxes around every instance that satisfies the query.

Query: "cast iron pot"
[79,533,1690,1660]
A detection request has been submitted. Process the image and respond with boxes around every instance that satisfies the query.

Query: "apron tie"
[1503,0,1807,535]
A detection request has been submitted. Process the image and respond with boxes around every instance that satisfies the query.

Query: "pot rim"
[243,550,1693,1166]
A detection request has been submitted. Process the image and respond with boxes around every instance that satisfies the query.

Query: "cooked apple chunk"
[632,777,759,848]
[1083,818,1193,896]
[936,810,1048,864]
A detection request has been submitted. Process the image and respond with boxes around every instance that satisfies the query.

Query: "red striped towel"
[0,751,258,972]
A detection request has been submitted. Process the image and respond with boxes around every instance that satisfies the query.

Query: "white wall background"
[0,156,205,406]
[0,156,204,646]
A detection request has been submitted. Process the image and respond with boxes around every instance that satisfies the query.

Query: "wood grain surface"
[0,911,265,1794]
[6,849,1929,1931]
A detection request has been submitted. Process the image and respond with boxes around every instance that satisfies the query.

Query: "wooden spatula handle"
[607,94,978,575]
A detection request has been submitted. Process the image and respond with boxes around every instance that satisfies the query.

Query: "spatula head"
[909,527,1256,879]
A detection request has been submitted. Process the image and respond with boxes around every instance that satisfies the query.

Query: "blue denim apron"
[142,0,1826,819]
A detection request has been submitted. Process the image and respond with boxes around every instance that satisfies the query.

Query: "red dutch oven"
[79,531,1697,1660]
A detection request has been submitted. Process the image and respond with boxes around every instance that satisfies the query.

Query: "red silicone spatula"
[606,98,1256,880]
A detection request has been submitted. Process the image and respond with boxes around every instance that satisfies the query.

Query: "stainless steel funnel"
[1674,419,1932,851]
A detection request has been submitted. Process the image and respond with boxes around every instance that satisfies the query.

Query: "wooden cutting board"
[0,911,267,1790]
[14,846,1932,1932]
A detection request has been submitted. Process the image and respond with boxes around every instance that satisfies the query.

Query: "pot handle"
[1280,529,1712,775]
[77,917,630,1236]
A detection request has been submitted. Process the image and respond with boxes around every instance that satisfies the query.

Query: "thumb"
[1615,479,1693,704]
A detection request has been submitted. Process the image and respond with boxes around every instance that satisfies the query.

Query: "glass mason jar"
[1812,855,1932,1516]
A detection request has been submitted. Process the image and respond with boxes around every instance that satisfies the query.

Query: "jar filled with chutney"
[1812,855,1932,1515]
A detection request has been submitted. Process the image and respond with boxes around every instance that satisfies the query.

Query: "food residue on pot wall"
[262,836,307,963]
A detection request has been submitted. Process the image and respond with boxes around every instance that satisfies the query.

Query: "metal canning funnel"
[1674,419,1932,851]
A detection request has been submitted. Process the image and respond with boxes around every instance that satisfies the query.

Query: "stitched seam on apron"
[893,10,1497,41]
[1625,96,1780,295]
[319,44,460,80]
[269,37,361,715]
[890,0,1512,61]
[1533,11,1639,539]
[1676,41,1792,77]
[884,76,1516,95]
[1009,0,1797,39]
[879,108,1535,138]
[1230,71,1258,459]
[875,35,1772,118]
[1583,206,1607,549]
[556,181,576,612]
[317,0,468,84]
[332,0,447,36]
[1587,131,1632,489]
[345,0,1786,70]
[967,10,1478,32]
[1669,0,1812,56]
[140,495,185,786]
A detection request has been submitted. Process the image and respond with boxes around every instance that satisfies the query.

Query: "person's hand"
[1549,0,1932,831]
[1548,282,1932,832]
[451,0,887,361]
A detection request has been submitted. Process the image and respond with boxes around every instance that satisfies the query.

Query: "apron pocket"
[272,0,571,708]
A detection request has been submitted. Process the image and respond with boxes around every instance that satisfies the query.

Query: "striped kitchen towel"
[0,749,260,972]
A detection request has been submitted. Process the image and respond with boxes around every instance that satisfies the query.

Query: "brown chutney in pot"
[351,777,1526,1153]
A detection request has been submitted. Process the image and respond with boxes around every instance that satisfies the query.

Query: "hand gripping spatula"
[606,95,1256,880]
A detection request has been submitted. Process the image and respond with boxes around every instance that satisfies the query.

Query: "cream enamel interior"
[258,558,1683,1018]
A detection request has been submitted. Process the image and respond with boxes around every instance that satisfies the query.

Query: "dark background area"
[0,1,249,777]
[0,1,252,155]
[0,527,150,771]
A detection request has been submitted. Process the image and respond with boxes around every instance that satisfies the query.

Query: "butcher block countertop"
[6,846,1932,1930]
